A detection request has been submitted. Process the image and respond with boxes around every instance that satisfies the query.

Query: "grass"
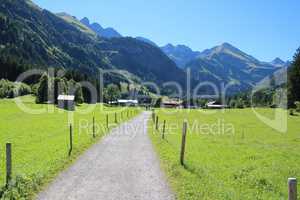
[149,108,300,200]
[0,95,140,199]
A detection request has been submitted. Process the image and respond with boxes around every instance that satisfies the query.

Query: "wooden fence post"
[106,114,109,129]
[162,120,166,139]
[155,116,159,130]
[152,112,155,122]
[288,178,297,200]
[93,116,95,138]
[127,110,129,118]
[69,124,73,156]
[180,121,188,166]
[6,143,12,187]
[115,112,117,123]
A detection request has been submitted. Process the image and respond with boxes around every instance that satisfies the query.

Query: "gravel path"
[37,112,174,200]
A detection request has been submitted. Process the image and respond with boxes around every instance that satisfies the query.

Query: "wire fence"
[150,109,299,200]
[0,107,140,193]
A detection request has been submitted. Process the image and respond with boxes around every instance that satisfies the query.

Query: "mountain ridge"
[0,0,289,96]
[80,17,122,38]
[0,0,186,89]
[183,43,288,94]
[160,43,201,68]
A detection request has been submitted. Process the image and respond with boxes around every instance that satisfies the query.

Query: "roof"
[207,101,216,106]
[162,100,182,105]
[117,99,138,104]
[207,105,227,108]
[57,95,75,101]
[206,101,227,108]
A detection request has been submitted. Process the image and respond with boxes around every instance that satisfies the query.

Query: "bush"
[0,174,43,200]
[0,79,14,98]
[0,79,31,99]
[229,99,236,108]
[14,82,32,97]
[236,98,245,109]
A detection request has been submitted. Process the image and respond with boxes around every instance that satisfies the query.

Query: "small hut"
[57,95,75,111]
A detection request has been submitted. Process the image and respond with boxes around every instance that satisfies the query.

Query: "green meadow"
[149,108,300,200]
[0,96,139,199]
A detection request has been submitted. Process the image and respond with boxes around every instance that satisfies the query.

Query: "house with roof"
[110,99,139,106]
[162,99,183,108]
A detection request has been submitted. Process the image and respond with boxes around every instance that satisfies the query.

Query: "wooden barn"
[57,95,75,111]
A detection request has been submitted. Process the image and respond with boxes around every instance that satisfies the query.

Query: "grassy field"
[149,108,300,200]
[0,96,140,199]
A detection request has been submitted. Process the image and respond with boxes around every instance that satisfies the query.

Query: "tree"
[154,97,162,108]
[68,79,84,104]
[74,84,84,104]
[54,77,67,104]
[295,101,300,112]
[0,79,14,98]
[104,84,121,102]
[236,98,245,109]
[288,47,300,107]
[270,74,276,88]
[36,73,51,103]
[198,99,208,108]
[229,99,237,108]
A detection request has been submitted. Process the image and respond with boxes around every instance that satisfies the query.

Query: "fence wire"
[0,107,140,189]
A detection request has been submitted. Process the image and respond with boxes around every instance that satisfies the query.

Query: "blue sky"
[33,0,300,61]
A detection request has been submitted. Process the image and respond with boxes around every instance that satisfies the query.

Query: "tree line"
[0,44,300,108]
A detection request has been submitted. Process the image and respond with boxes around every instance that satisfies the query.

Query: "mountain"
[184,43,285,93]
[161,44,201,68]
[80,17,122,38]
[0,0,287,96]
[80,18,157,48]
[270,57,287,67]
[0,0,186,88]
[56,13,97,38]
[135,37,158,47]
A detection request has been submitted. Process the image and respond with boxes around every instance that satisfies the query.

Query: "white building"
[206,101,227,109]
[111,99,139,106]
